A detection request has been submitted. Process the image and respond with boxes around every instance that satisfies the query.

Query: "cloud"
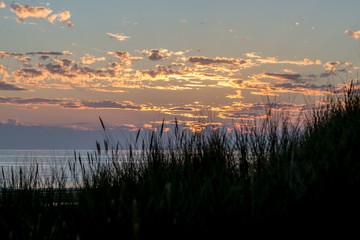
[0,118,33,126]
[108,51,131,60]
[108,51,142,62]
[9,3,73,27]
[324,61,341,72]
[263,72,303,82]
[0,65,5,73]
[226,90,244,99]
[257,56,321,66]
[10,3,53,20]
[26,51,73,56]
[138,49,180,61]
[11,53,139,86]
[187,56,247,66]
[345,30,360,39]
[106,32,131,41]
[80,100,141,110]
[0,96,145,111]
[0,96,62,105]
[138,65,183,79]
[47,11,74,27]
[0,51,73,63]
[146,49,165,61]
[0,51,24,59]
[179,19,188,23]
[13,68,44,81]
[81,54,106,65]
[0,82,27,91]
[245,52,261,58]
[0,2,5,8]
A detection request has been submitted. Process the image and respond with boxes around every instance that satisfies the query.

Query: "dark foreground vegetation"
[1,82,360,239]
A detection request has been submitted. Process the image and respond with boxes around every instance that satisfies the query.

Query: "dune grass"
[1,81,360,239]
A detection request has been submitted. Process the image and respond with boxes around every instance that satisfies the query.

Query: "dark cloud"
[273,82,331,91]
[169,107,194,111]
[12,97,63,105]
[81,100,141,110]
[148,50,163,61]
[26,51,73,56]
[109,51,130,60]
[14,68,44,78]
[0,97,142,110]
[1,51,73,62]
[0,82,27,91]
[60,59,74,66]
[39,55,51,60]
[264,72,302,82]
[187,56,246,66]
[138,49,172,61]
[0,51,24,58]
[140,66,182,78]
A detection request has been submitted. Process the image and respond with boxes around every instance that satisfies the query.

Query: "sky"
[1,0,360,149]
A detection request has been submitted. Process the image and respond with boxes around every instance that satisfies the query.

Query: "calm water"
[0,149,91,168]
[0,149,134,187]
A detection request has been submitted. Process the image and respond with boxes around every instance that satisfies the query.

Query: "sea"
[0,149,132,187]
[0,149,91,169]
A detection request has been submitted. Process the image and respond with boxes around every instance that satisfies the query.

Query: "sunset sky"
[1,0,360,149]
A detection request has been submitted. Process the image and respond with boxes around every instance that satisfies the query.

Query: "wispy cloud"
[345,30,360,39]
[187,56,247,66]
[106,32,131,41]
[257,56,321,66]
[0,96,142,110]
[81,54,106,65]
[263,72,303,82]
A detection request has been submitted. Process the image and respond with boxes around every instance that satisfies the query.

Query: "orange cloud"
[106,33,131,41]
[324,61,341,72]
[81,54,106,65]
[0,2,5,8]
[10,3,52,20]
[226,90,244,99]
[0,65,5,74]
[9,3,74,27]
[345,30,360,39]
[48,11,74,27]
[245,52,261,58]
[257,56,321,66]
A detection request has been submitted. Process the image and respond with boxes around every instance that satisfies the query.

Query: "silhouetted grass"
[1,81,360,239]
